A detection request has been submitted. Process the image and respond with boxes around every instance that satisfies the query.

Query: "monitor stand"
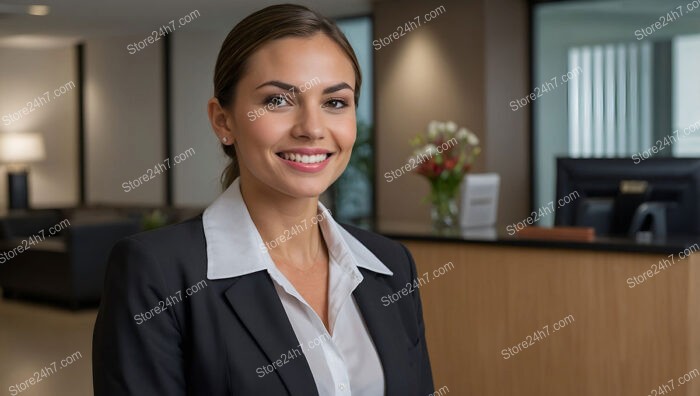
[627,202,667,239]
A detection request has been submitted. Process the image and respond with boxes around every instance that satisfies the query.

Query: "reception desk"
[378,222,700,396]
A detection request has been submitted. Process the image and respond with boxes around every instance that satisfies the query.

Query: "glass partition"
[533,0,700,225]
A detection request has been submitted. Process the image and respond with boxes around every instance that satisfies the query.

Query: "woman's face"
[225,33,357,199]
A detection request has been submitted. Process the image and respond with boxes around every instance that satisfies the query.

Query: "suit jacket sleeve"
[92,237,186,395]
[400,243,435,394]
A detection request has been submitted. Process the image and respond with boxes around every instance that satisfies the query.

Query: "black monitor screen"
[555,158,700,235]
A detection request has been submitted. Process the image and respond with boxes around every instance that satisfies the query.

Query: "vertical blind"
[567,42,653,158]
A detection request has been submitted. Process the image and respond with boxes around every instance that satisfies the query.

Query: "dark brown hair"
[213,3,362,189]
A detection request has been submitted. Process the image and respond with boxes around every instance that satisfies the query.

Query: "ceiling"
[5,0,699,49]
[0,0,373,48]
[537,0,700,46]
[539,0,700,20]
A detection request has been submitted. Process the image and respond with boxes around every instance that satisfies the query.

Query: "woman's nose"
[291,104,325,141]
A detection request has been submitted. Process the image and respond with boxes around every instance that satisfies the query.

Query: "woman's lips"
[278,152,329,163]
[276,152,333,173]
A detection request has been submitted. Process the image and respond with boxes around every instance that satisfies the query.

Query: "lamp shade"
[0,133,46,164]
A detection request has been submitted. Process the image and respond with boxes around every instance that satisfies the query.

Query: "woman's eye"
[264,94,291,107]
[324,99,348,109]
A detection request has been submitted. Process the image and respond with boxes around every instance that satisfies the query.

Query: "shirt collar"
[202,177,393,280]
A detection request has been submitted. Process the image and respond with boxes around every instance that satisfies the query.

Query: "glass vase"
[429,175,462,230]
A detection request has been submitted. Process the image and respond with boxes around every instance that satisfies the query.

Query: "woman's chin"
[282,182,331,199]
[275,168,342,197]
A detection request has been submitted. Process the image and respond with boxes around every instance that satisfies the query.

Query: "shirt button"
[338,383,346,391]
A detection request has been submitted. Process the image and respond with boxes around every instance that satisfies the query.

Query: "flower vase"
[429,176,462,230]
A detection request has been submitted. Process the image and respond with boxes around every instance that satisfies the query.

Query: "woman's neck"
[239,173,325,268]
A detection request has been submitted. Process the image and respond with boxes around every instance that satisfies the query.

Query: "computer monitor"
[554,157,700,235]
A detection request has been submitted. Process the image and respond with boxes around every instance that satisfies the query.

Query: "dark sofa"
[0,209,140,308]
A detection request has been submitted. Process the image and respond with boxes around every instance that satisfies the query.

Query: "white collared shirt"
[203,178,392,396]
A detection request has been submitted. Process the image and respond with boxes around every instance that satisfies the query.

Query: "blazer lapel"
[353,269,413,396]
[223,271,319,396]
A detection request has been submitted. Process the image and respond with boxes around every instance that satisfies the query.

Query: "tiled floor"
[0,296,96,396]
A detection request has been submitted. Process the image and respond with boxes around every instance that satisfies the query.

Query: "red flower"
[432,162,444,176]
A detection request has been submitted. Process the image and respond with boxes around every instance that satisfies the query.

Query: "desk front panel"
[403,241,700,396]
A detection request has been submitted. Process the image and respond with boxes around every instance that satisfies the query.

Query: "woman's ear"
[208,97,235,145]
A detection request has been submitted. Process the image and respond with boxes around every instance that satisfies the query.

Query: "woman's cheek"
[342,128,357,152]
[249,116,288,142]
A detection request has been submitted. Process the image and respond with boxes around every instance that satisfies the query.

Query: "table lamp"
[0,132,46,210]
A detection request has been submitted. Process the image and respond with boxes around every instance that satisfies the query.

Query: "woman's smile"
[275,148,335,173]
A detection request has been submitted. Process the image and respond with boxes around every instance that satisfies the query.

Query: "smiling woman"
[93,4,434,396]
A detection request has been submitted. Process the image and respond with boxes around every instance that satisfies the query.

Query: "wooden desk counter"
[383,227,700,396]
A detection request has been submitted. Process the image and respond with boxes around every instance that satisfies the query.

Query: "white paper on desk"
[460,173,500,229]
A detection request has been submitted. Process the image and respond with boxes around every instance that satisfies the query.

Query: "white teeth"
[280,152,329,164]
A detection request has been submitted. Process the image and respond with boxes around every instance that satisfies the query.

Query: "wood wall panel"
[402,241,700,395]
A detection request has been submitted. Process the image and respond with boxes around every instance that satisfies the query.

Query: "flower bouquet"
[409,120,481,229]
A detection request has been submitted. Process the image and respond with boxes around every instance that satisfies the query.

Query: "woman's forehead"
[242,34,356,86]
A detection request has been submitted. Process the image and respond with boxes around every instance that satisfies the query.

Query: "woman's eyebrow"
[254,80,353,94]
[255,80,295,91]
[322,82,353,94]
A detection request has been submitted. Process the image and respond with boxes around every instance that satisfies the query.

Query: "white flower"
[445,121,457,133]
[423,144,438,156]
[427,121,440,139]
[467,132,479,146]
[457,127,469,141]
[412,148,426,158]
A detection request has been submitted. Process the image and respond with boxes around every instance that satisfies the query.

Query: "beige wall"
[0,46,79,209]
[374,0,529,225]
[171,30,230,207]
[84,36,165,205]
[484,0,530,225]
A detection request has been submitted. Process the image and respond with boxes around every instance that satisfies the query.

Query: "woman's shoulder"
[125,214,205,250]
[108,215,207,281]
